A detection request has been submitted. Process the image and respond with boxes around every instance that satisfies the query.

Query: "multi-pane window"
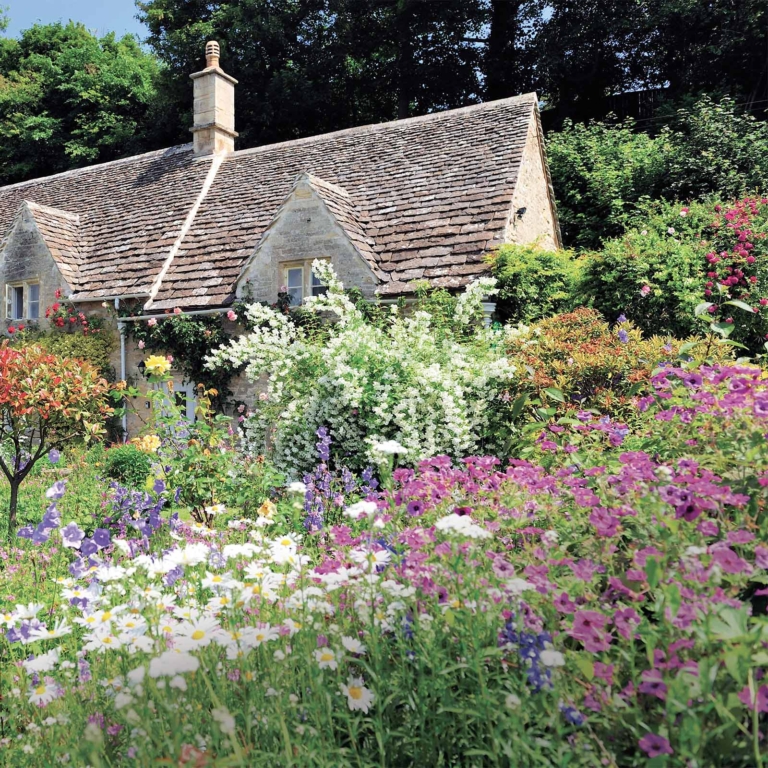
[5,282,41,320]
[283,261,329,305]
[286,267,304,306]
[311,271,328,297]
[28,283,40,320]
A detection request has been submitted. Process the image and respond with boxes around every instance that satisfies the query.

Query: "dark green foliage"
[136,0,488,149]
[548,98,768,250]
[32,331,116,380]
[104,444,152,489]
[0,22,165,184]
[489,243,581,324]
[578,200,713,338]
[127,313,235,404]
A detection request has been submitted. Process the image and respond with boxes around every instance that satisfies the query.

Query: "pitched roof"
[24,201,82,287]
[0,94,546,309]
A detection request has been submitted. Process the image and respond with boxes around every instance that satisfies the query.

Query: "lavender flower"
[48,449,61,465]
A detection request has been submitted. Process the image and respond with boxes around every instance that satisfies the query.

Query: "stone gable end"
[236,176,378,303]
[0,204,73,327]
[506,112,560,251]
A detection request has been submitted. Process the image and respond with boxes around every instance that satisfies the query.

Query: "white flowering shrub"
[207,262,515,473]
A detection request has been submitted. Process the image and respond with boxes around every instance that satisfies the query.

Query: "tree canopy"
[0,1,765,184]
[0,21,165,184]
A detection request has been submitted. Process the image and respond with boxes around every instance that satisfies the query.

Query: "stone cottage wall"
[506,114,559,251]
[0,208,70,332]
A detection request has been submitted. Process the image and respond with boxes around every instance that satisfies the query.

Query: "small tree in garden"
[0,342,112,537]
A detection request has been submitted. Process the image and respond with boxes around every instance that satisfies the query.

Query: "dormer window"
[282,261,329,306]
[5,282,40,320]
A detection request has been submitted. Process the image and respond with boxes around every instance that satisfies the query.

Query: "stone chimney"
[190,41,238,156]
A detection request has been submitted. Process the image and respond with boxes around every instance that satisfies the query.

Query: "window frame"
[5,280,41,321]
[282,260,330,305]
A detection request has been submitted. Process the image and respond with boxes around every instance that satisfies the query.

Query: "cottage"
[0,42,560,435]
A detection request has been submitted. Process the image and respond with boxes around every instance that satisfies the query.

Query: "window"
[286,267,304,306]
[311,271,328,297]
[28,284,40,320]
[5,282,40,320]
[283,260,330,305]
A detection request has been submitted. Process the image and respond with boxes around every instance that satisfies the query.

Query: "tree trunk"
[395,0,414,119]
[486,0,520,101]
[7,478,19,540]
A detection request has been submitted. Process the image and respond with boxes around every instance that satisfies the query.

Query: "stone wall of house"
[0,208,70,331]
[506,115,559,251]
[237,180,378,302]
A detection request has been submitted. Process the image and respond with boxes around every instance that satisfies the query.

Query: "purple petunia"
[639,734,673,758]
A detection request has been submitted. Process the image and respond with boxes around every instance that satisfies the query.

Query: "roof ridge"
[0,144,194,194]
[228,94,538,161]
[300,172,351,198]
[24,200,81,222]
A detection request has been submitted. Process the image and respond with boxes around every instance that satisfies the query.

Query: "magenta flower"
[738,684,768,712]
[638,669,667,700]
[639,733,673,758]
[589,508,619,537]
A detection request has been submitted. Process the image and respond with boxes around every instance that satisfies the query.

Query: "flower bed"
[1,364,767,766]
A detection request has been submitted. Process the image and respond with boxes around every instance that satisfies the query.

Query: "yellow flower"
[144,355,171,376]
[257,500,277,519]
[132,434,161,453]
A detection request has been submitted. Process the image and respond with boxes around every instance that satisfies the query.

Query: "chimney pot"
[205,40,220,69]
[190,41,238,156]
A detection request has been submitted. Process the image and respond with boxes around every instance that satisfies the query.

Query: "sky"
[4,0,146,39]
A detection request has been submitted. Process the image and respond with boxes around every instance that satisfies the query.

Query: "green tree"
[0,21,163,184]
[137,0,487,148]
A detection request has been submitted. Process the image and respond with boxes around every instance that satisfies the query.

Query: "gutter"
[120,307,229,322]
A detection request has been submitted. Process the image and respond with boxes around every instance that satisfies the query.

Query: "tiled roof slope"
[24,202,82,287]
[302,174,383,281]
[0,95,540,309]
[0,146,214,300]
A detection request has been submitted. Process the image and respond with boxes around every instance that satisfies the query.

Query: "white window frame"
[282,260,329,306]
[5,281,41,321]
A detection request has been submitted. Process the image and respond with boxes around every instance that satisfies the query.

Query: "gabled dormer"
[235,172,382,305]
[0,200,80,328]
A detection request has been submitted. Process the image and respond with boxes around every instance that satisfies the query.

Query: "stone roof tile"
[0,95,542,307]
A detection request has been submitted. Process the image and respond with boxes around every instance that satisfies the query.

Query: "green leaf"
[715,339,749,350]
[509,392,529,420]
[709,607,749,641]
[575,656,594,681]
[645,557,661,588]
[710,321,735,338]
[543,387,565,403]
[694,301,713,316]
[724,299,757,314]
[678,341,700,355]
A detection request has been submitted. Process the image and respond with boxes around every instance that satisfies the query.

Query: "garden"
[3,102,768,766]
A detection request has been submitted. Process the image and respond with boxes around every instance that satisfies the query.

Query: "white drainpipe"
[115,298,128,441]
